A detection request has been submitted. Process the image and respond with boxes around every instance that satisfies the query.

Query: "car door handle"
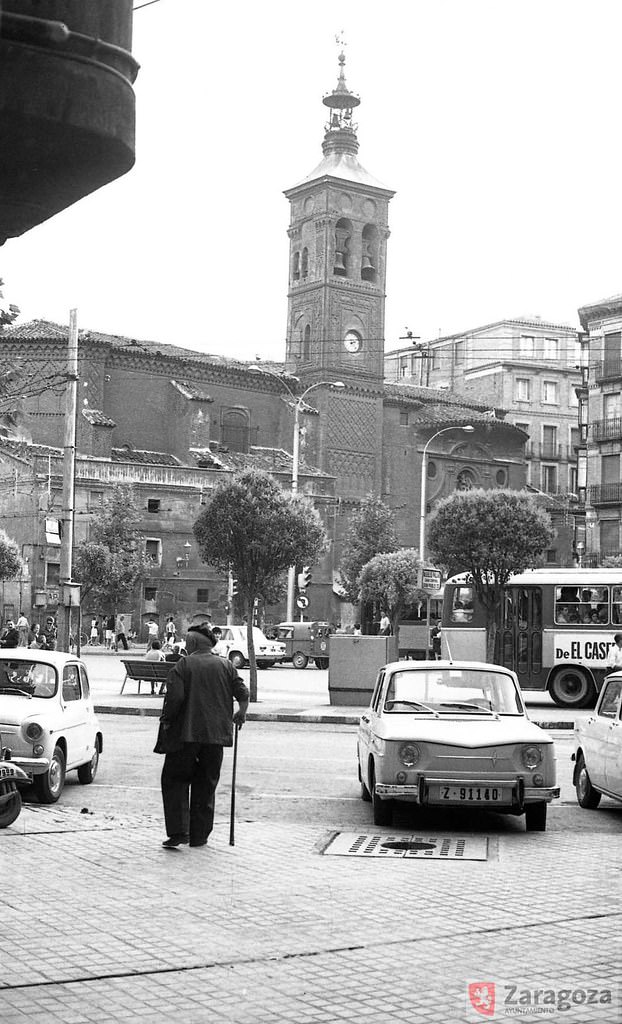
[361,715,370,724]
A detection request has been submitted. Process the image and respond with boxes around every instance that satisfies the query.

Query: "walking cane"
[229,722,239,847]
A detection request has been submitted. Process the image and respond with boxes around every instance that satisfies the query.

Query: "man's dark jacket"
[159,639,249,749]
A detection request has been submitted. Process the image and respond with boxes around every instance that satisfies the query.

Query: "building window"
[495,468,507,486]
[144,586,157,601]
[190,409,210,448]
[89,491,104,509]
[197,588,209,603]
[399,409,409,426]
[545,549,558,565]
[542,424,558,459]
[430,348,439,370]
[568,339,582,368]
[147,499,160,513]
[542,380,558,404]
[292,252,300,281]
[145,538,161,565]
[515,378,531,402]
[542,464,558,494]
[519,336,535,359]
[46,562,60,587]
[456,469,476,490]
[301,247,309,279]
[543,338,559,361]
[399,357,408,378]
[45,518,61,546]
[455,340,464,365]
[569,466,578,493]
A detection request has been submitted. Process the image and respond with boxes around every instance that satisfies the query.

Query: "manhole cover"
[323,832,488,861]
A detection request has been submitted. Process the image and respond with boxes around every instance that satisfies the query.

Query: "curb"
[93,704,575,729]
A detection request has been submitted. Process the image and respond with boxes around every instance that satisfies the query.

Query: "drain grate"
[323,832,488,861]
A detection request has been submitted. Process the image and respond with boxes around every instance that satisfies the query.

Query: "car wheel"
[77,743,100,785]
[575,753,601,809]
[315,658,329,670]
[0,786,22,827]
[292,652,308,670]
[229,651,246,669]
[357,751,372,802]
[549,668,594,708]
[371,763,392,826]
[256,660,271,670]
[34,744,66,804]
[525,801,547,832]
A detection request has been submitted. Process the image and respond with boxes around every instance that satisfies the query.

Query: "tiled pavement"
[1,804,621,1023]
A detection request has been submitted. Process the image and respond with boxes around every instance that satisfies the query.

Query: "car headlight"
[24,722,43,741]
[522,745,543,769]
[398,743,421,767]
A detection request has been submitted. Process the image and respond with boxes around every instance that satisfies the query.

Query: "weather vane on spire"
[335,31,346,50]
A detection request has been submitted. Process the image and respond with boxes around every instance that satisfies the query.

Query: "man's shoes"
[189,841,207,847]
[162,835,189,848]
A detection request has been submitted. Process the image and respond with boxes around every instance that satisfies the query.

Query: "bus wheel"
[549,667,595,708]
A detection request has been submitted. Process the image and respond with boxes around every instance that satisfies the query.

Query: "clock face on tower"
[344,331,362,353]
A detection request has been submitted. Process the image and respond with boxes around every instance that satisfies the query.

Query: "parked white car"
[358,660,559,831]
[573,671,622,809]
[0,649,103,803]
[212,625,286,669]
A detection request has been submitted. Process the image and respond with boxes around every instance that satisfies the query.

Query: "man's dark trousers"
[161,743,224,844]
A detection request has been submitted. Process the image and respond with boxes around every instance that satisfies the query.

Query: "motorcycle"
[0,732,29,828]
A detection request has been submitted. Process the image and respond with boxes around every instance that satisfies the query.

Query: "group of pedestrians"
[0,614,57,650]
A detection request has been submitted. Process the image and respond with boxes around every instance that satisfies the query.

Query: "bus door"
[501,586,545,688]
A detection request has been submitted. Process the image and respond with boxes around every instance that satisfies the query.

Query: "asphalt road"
[32,715,622,837]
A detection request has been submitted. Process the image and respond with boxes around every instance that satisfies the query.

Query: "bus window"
[613,588,622,625]
[555,585,609,625]
[450,586,474,623]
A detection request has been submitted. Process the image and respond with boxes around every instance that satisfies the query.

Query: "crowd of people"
[0,614,57,650]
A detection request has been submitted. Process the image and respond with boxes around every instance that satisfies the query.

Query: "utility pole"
[57,309,80,652]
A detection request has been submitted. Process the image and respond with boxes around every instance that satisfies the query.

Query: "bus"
[442,569,622,708]
[397,589,444,659]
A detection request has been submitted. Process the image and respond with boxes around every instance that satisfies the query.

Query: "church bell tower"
[284,50,395,387]
[283,50,395,499]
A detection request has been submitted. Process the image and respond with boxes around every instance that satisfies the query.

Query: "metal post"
[419,425,475,565]
[58,309,79,652]
[286,400,301,622]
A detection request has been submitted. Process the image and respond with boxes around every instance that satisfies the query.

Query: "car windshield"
[384,668,523,715]
[0,659,58,698]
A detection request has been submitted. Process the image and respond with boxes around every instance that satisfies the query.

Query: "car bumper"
[375,775,559,809]
[6,756,50,778]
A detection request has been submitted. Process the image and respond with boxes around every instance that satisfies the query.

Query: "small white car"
[573,671,622,809]
[212,625,286,669]
[0,649,103,803]
[358,660,559,831]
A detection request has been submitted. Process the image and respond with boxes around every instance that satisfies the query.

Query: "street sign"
[419,567,442,593]
[296,594,309,609]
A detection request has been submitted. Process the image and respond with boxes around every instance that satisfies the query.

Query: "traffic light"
[297,566,312,591]
[231,577,238,596]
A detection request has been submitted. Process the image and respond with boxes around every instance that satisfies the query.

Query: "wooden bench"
[120,659,172,695]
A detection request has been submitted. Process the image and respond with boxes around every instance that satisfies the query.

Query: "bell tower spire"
[283,46,395,386]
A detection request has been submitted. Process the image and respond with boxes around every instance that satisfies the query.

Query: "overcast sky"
[3,0,622,360]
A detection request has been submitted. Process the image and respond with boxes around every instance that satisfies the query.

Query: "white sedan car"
[212,625,286,669]
[573,671,622,809]
[0,649,103,803]
[358,660,559,831]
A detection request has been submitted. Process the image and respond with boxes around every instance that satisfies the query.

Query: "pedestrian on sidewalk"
[155,622,249,849]
[16,611,29,647]
[146,618,159,650]
[115,615,129,652]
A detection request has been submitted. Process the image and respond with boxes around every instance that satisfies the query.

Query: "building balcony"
[582,550,622,567]
[591,359,622,383]
[588,483,622,506]
[526,443,574,461]
[591,418,622,443]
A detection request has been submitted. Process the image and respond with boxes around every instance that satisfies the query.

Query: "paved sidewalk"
[2,804,621,1023]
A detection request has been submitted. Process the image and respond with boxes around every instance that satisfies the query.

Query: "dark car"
[275,621,331,670]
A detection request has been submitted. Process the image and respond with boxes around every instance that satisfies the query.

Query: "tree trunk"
[486,609,499,664]
[245,602,257,702]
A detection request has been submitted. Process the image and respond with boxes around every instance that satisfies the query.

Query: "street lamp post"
[419,425,475,563]
[249,367,344,620]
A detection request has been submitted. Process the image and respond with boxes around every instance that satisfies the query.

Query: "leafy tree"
[358,548,425,648]
[73,485,151,634]
[0,279,19,330]
[338,495,398,605]
[601,555,622,568]
[428,489,554,661]
[0,530,22,583]
[194,469,327,701]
